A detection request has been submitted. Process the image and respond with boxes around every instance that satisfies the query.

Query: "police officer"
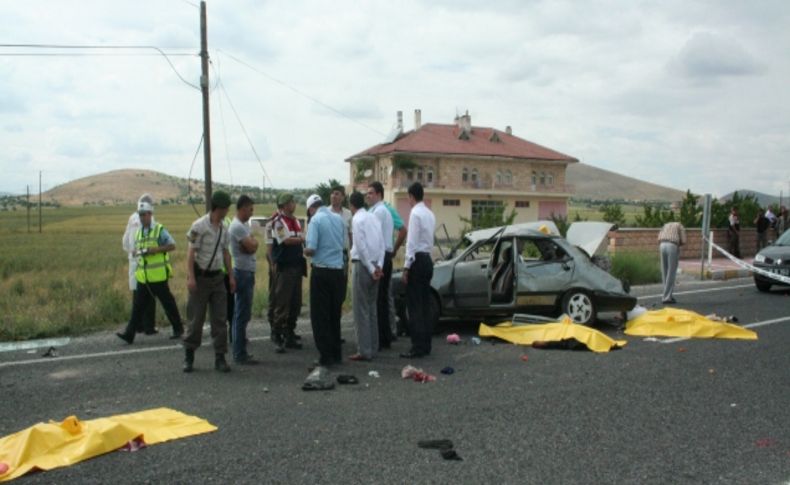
[182,190,235,373]
[270,193,305,353]
[117,201,184,344]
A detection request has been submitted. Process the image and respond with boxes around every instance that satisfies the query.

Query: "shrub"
[611,251,661,285]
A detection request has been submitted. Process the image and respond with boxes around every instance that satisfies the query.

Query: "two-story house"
[346,110,578,236]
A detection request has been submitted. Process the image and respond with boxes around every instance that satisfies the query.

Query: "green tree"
[679,190,702,227]
[601,203,626,226]
[459,205,517,234]
[634,204,675,227]
[313,178,344,207]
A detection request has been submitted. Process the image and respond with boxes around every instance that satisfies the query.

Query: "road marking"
[638,283,755,300]
[0,338,71,353]
[658,316,790,344]
[0,335,273,369]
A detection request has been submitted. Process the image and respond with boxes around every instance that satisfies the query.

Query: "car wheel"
[561,290,596,325]
[754,278,772,293]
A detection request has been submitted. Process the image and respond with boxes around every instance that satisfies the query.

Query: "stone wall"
[608,227,758,258]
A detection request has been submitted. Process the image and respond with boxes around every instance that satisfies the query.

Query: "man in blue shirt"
[304,193,346,366]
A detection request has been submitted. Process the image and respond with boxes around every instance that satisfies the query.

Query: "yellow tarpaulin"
[625,308,758,340]
[478,317,627,353]
[0,407,217,482]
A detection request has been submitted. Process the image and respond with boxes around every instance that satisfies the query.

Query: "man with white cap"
[117,199,184,344]
[304,193,346,367]
[122,194,157,334]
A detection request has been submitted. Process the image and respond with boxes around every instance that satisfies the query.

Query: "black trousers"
[407,253,434,355]
[131,288,156,333]
[376,251,394,347]
[224,273,235,343]
[122,281,183,342]
[310,267,344,365]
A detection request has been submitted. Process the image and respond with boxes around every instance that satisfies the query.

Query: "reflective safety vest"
[134,223,172,283]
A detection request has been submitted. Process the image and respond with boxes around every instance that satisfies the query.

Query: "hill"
[719,190,782,208]
[566,162,687,203]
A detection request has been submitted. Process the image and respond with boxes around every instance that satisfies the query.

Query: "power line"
[216,49,386,137]
[0,43,200,90]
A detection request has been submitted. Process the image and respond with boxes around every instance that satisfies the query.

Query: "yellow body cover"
[478,317,627,353]
[625,308,757,340]
[0,407,216,482]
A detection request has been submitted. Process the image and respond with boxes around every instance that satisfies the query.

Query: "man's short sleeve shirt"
[187,214,230,272]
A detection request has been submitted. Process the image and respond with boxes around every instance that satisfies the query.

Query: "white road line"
[0,335,274,369]
[658,316,790,344]
[639,283,755,300]
[0,338,71,353]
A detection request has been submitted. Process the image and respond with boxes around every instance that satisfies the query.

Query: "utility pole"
[26,185,30,233]
[200,0,213,213]
[38,171,42,233]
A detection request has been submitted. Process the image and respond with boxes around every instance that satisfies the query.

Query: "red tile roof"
[347,123,578,162]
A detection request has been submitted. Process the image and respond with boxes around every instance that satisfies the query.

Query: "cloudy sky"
[1,0,789,198]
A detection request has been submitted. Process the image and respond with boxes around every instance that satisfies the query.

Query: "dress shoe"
[348,354,372,362]
[662,298,677,304]
[399,350,426,359]
[234,355,259,365]
[214,354,231,373]
[116,332,133,344]
[183,348,194,373]
[169,332,184,340]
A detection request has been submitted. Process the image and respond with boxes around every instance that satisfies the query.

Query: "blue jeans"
[232,269,255,360]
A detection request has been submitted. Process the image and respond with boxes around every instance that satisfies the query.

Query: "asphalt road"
[1,278,789,484]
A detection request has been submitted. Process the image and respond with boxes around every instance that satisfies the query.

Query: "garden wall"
[608,227,759,258]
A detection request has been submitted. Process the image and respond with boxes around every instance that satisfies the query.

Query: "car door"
[451,229,504,308]
[515,237,575,308]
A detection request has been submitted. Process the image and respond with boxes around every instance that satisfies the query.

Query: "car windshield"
[775,228,790,246]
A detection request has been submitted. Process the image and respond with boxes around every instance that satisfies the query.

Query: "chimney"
[396,110,403,131]
[456,110,472,139]
[505,126,512,135]
[414,109,422,130]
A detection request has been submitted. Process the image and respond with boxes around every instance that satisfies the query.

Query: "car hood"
[566,222,616,258]
[757,244,790,262]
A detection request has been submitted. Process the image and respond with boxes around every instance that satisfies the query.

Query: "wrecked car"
[393,221,636,326]
[753,228,790,292]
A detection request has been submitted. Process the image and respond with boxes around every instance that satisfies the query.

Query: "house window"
[443,199,460,206]
[427,168,434,184]
[515,200,530,208]
[471,199,504,226]
[505,170,512,185]
[462,168,469,183]
[417,167,424,182]
[406,169,414,181]
[531,171,537,186]
[495,171,502,185]
[540,172,546,185]
[471,169,479,184]
[547,173,554,186]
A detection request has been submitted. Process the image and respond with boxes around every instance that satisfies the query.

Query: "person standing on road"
[304,194,346,367]
[270,193,305,354]
[329,185,353,302]
[657,221,686,305]
[754,208,770,251]
[122,193,157,334]
[347,191,384,362]
[182,190,235,373]
[727,206,741,258]
[117,200,184,344]
[229,195,259,365]
[400,182,436,359]
[366,181,396,350]
[385,201,408,337]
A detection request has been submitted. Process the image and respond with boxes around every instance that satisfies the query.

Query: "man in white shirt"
[400,182,436,359]
[366,181,396,350]
[347,191,384,361]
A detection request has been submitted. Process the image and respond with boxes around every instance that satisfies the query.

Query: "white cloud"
[0,0,789,198]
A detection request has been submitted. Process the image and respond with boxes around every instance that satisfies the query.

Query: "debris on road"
[520,355,529,362]
[401,365,436,383]
[478,317,627,353]
[626,308,757,340]
[0,408,216,482]
[446,333,461,344]
[470,337,481,345]
[440,366,454,375]
[41,346,58,358]
[302,366,335,391]
[418,439,462,461]
[368,370,380,379]
[336,374,359,385]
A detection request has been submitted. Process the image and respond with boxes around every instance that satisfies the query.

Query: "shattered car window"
[463,240,496,262]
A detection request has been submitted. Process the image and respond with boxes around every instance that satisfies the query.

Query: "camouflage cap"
[277,192,295,206]
[211,190,232,209]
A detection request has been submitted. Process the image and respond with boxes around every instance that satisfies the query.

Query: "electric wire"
[212,59,234,189]
[187,134,205,217]
[216,48,386,137]
[215,75,273,188]
[0,43,200,90]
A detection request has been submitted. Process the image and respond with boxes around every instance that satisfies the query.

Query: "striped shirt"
[657,222,687,246]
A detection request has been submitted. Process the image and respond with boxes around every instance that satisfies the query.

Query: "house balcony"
[393,179,574,196]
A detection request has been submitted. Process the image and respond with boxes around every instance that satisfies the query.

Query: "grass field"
[0,204,286,341]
